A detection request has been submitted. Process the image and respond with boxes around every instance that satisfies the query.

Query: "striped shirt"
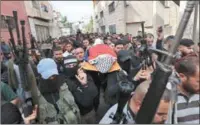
[176,92,200,124]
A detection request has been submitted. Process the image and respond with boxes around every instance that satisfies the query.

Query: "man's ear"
[178,73,186,82]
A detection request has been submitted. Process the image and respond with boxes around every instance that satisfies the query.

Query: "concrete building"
[53,11,73,36]
[1,1,31,43]
[52,10,63,38]
[24,0,55,42]
[93,1,180,38]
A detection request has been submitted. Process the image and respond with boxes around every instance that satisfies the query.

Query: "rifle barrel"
[13,11,21,45]
[165,1,196,64]
[5,19,18,56]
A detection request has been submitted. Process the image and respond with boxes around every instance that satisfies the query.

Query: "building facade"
[1,1,31,43]
[24,0,55,42]
[52,10,63,38]
[93,1,180,38]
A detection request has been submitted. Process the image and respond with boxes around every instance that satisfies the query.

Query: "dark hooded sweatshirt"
[65,74,98,115]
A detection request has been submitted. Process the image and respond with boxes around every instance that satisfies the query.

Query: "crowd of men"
[1,27,199,124]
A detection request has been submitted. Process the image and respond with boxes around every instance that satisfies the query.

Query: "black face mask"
[119,60,131,74]
[39,75,64,93]
[63,66,79,78]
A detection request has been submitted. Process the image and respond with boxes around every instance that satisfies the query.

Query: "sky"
[51,1,93,23]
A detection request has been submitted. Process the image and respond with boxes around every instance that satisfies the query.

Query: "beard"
[182,79,197,94]
[55,57,63,62]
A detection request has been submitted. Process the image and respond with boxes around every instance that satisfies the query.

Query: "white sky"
[50,1,93,23]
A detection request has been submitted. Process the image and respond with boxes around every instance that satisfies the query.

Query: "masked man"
[63,55,98,124]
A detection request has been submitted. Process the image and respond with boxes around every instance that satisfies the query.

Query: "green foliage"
[84,16,93,33]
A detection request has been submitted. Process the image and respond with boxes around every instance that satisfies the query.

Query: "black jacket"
[65,74,98,115]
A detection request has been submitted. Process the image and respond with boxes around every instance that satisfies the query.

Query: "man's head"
[130,80,171,124]
[109,43,115,50]
[104,37,112,45]
[63,55,78,77]
[163,35,175,51]
[124,40,130,50]
[37,58,59,80]
[1,40,12,60]
[146,33,154,47]
[178,39,194,57]
[75,47,85,62]
[175,55,199,94]
[53,46,63,62]
[117,50,132,73]
[114,40,125,53]
[135,37,142,48]
[83,38,90,49]
[65,42,74,53]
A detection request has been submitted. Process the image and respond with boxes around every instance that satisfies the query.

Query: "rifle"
[135,1,196,123]
[6,11,40,122]
[139,21,155,70]
[111,71,135,124]
[13,11,21,45]
[30,34,45,60]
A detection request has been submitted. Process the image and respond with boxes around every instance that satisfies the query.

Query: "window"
[0,15,15,29]
[108,2,115,13]
[32,0,39,9]
[41,4,48,12]
[100,11,104,18]
[95,15,98,19]
[109,24,116,34]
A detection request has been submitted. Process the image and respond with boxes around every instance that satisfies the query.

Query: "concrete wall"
[93,1,179,37]
[126,1,153,27]
[1,1,31,44]
[126,23,141,36]
[94,1,126,34]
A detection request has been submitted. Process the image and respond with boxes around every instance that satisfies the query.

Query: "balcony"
[26,1,52,21]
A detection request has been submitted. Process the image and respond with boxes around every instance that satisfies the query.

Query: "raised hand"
[75,68,87,85]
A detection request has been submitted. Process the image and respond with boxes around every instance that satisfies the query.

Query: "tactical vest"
[37,83,81,124]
